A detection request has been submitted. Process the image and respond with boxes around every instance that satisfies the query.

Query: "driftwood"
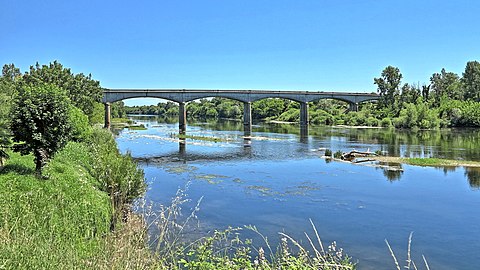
[341,150,378,161]
[352,158,377,164]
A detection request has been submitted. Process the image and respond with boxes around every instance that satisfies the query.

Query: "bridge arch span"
[102,89,380,135]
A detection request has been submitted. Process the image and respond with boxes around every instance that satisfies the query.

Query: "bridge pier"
[243,102,252,136]
[348,102,359,112]
[104,102,111,129]
[300,102,309,128]
[179,102,186,134]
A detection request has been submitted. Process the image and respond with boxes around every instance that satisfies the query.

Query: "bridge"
[102,89,379,135]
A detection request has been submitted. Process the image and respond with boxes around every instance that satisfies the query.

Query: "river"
[115,115,480,270]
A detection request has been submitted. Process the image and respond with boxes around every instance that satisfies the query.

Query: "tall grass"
[0,149,111,269]
[93,189,356,269]
[0,127,145,269]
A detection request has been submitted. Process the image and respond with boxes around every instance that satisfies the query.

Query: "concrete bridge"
[102,89,379,135]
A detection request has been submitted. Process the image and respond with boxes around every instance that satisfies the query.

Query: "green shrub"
[381,117,393,127]
[10,83,73,173]
[69,106,93,141]
[365,116,380,127]
[88,128,146,224]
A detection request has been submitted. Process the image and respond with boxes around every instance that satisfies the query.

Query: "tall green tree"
[374,66,403,109]
[430,68,462,105]
[10,84,73,174]
[0,64,21,166]
[22,61,103,121]
[462,61,480,101]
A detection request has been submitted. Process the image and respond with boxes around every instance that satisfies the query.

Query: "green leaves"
[10,83,73,173]
[374,66,403,109]
[22,61,103,122]
[462,61,480,101]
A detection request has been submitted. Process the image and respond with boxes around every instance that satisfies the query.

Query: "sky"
[1,0,479,106]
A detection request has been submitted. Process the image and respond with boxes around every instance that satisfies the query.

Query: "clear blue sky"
[2,0,479,105]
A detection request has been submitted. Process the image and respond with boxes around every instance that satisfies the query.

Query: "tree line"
[122,60,480,129]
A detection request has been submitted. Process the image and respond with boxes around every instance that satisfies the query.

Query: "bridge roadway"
[102,89,379,135]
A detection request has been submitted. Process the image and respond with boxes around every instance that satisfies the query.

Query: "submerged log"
[341,150,378,161]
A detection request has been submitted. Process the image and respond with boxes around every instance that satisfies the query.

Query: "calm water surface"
[116,116,480,270]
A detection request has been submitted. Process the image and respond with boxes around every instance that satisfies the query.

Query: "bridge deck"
[103,89,379,104]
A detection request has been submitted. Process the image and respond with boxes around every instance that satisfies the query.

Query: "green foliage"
[90,102,106,125]
[380,117,393,127]
[125,101,179,116]
[393,100,440,129]
[0,148,111,269]
[374,66,403,109]
[21,61,103,122]
[0,64,20,165]
[277,108,300,122]
[430,68,463,105]
[10,83,73,173]
[87,128,146,224]
[365,116,380,127]
[439,99,480,127]
[253,98,287,119]
[324,149,332,157]
[462,60,480,101]
[333,150,343,159]
[310,110,333,125]
[69,106,93,141]
[111,101,126,118]
[177,225,355,270]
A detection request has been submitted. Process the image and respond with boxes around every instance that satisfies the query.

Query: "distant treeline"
[120,60,480,129]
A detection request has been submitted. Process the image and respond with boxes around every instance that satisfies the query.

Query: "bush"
[381,117,393,127]
[10,83,73,173]
[69,106,93,141]
[334,150,343,159]
[365,116,380,127]
[88,128,146,224]
[324,149,332,157]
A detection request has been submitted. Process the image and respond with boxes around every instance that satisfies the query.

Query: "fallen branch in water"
[341,150,378,161]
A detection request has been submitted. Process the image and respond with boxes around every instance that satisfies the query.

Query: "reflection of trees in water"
[382,167,403,181]
[465,167,480,189]
[375,162,404,181]
[441,166,457,175]
[127,115,480,161]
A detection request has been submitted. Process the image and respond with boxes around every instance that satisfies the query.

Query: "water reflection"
[125,115,480,162]
[465,167,480,189]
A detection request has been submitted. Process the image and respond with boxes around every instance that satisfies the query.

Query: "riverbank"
[0,128,148,269]
[376,156,480,167]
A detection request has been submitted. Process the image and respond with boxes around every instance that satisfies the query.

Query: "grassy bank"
[376,156,480,167]
[0,146,111,268]
[0,128,147,269]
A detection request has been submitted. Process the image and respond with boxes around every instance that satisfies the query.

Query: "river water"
[115,115,480,270]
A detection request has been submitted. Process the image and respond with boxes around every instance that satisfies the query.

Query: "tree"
[10,84,72,174]
[430,68,462,105]
[21,61,103,122]
[0,63,21,166]
[399,83,421,105]
[462,61,480,101]
[374,66,403,109]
